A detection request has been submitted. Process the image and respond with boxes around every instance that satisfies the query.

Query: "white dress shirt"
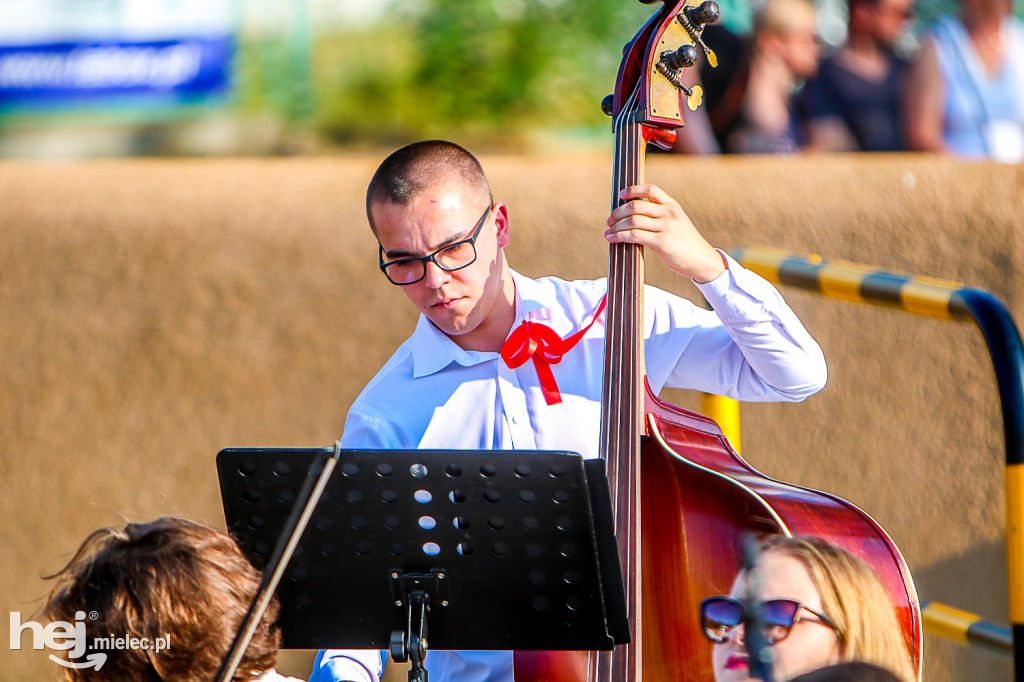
[313,253,826,682]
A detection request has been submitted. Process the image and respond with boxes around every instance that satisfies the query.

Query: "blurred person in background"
[903,0,1024,162]
[670,23,749,154]
[799,0,916,151]
[724,0,821,153]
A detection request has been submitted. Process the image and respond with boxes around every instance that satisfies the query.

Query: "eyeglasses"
[378,204,494,286]
[700,596,839,645]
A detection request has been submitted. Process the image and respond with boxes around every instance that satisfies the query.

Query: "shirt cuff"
[693,249,740,300]
[693,250,783,322]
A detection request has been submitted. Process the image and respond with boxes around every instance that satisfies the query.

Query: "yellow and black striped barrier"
[729,246,978,321]
[922,602,1012,655]
[724,246,1024,671]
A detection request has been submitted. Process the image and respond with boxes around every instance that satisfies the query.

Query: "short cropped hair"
[761,536,916,682]
[365,139,493,233]
[45,516,280,682]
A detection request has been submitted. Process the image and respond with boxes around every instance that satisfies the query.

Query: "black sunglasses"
[700,596,838,645]
[378,204,493,286]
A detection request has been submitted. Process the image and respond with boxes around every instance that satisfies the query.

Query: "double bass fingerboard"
[596,90,648,682]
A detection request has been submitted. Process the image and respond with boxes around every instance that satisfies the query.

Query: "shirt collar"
[511,269,551,321]
[410,270,558,378]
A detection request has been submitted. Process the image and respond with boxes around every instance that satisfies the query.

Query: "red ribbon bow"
[500,296,607,405]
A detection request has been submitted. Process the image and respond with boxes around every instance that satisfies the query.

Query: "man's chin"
[425,311,470,338]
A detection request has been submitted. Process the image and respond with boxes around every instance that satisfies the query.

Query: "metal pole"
[730,246,1024,678]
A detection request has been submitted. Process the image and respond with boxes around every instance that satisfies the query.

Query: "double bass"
[515,1,923,680]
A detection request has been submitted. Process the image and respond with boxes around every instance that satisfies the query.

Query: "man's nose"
[423,260,451,288]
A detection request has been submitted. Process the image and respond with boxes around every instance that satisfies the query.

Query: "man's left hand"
[605,183,726,284]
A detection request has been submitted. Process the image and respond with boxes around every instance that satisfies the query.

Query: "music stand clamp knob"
[390,569,451,682]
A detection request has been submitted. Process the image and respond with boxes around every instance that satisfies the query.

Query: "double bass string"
[605,88,636,519]
[604,88,627,504]
[625,97,642,677]
[600,84,644,680]
[595,87,634,682]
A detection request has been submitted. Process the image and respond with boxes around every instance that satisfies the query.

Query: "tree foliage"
[312,0,651,150]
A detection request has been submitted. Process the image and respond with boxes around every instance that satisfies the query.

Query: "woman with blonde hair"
[702,535,916,682]
[726,0,821,153]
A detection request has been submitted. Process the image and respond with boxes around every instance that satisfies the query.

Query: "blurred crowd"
[673,0,1024,163]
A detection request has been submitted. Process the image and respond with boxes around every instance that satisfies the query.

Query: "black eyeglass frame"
[699,596,839,645]
[378,204,494,286]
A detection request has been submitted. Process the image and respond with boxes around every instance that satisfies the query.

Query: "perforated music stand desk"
[218,447,629,655]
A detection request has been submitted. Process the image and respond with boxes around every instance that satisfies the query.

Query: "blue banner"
[0,37,232,107]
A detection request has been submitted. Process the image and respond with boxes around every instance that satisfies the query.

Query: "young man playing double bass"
[311,139,827,682]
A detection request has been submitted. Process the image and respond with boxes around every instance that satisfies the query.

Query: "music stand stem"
[407,591,429,682]
[742,533,775,682]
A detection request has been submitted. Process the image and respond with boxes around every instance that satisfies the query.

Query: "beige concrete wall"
[2,154,1021,680]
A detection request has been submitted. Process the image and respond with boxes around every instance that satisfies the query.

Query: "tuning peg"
[685,1,720,27]
[677,1,721,67]
[601,94,615,117]
[661,44,699,71]
[687,83,704,111]
[655,61,694,98]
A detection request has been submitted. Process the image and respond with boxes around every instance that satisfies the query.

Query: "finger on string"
[607,199,665,226]
[605,222,661,246]
[607,213,662,235]
[619,183,671,204]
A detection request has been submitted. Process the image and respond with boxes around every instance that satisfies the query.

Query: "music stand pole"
[214,441,342,682]
[743,533,775,682]
[407,590,429,682]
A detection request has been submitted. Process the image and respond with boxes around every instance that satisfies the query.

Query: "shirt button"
[512,415,521,425]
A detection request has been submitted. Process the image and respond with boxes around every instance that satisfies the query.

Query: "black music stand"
[217,447,629,681]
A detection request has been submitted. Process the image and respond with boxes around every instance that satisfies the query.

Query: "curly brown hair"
[45,516,280,682]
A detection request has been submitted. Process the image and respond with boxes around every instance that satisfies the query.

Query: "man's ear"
[494,203,511,248]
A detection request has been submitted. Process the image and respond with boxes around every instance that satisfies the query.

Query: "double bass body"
[514,387,923,682]
[640,387,922,681]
